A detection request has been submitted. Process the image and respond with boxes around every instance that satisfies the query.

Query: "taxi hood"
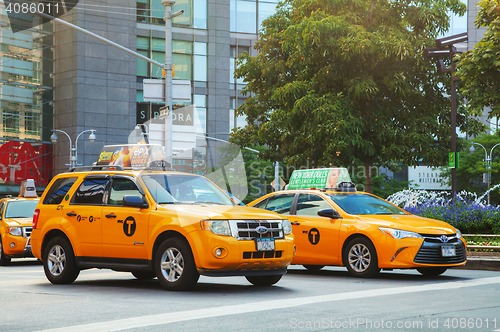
[355,214,457,235]
[157,204,283,220]
[3,217,33,227]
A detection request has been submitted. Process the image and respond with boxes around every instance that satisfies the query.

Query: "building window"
[138,0,207,29]
[230,45,249,86]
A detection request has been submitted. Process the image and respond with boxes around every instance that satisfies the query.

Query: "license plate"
[442,246,456,257]
[255,238,275,251]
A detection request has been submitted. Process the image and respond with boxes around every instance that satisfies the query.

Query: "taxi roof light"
[19,179,37,198]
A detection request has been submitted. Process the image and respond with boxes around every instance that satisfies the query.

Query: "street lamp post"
[162,0,184,168]
[424,32,468,199]
[51,129,97,169]
[469,142,500,205]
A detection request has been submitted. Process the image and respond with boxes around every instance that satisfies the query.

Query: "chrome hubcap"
[47,245,66,276]
[160,247,184,282]
[348,243,371,273]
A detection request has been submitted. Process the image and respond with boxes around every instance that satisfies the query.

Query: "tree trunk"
[364,159,374,194]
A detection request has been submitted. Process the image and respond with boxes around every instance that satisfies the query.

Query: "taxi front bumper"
[190,230,294,274]
[377,236,467,269]
[2,234,33,258]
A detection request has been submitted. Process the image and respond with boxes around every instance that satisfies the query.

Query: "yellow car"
[31,166,294,290]
[249,168,466,277]
[0,180,39,265]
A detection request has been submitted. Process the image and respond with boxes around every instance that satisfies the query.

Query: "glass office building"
[0,7,54,189]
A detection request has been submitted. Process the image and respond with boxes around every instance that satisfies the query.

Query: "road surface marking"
[34,276,500,332]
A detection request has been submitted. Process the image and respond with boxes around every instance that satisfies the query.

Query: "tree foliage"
[456,0,500,118]
[231,0,484,193]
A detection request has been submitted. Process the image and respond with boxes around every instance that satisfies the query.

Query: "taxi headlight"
[455,228,462,239]
[7,227,22,236]
[379,227,422,239]
[282,219,292,235]
[201,220,231,236]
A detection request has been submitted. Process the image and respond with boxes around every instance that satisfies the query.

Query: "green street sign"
[449,152,459,168]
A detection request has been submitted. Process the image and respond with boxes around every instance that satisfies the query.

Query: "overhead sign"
[288,168,351,190]
[143,79,191,102]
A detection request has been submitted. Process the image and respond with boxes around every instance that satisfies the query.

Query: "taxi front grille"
[414,239,466,265]
[230,220,284,240]
[23,227,32,238]
[243,251,283,259]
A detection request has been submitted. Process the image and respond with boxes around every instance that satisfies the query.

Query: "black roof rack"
[68,165,124,172]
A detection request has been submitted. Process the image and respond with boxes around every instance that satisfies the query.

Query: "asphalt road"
[1,259,500,332]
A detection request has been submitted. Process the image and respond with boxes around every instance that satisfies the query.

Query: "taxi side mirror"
[317,208,342,219]
[123,195,149,209]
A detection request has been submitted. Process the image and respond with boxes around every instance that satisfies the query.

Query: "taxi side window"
[108,178,142,206]
[296,194,332,216]
[43,177,78,205]
[263,194,294,215]
[72,176,109,205]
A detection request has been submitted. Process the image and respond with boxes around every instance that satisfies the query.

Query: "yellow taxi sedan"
[249,168,466,277]
[0,180,39,265]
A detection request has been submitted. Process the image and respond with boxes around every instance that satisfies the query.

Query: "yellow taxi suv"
[249,168,466,277]
[0,179,39,265]
[31,166,294,290]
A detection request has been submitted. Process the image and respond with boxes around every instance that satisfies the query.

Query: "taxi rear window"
[43,177,77,205]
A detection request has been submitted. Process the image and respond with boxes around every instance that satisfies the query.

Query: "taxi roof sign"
[96,144,169,169]
[288,168,352,190]
[19,179,37,198]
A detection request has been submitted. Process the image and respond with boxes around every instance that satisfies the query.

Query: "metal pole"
[450,46,458,200]
[162,0,182,168]
[275,162,280,191]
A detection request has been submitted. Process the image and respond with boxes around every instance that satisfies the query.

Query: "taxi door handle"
[105,214,117,218]
[291,222,300,225]
[66,212,77,217]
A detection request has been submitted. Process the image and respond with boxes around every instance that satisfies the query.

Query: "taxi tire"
[245,274,282,286]
[303,265,324,271]
[131,271,156,280]
[155,237,199,291]
[43,237,80,284]
[343,237,380,278]
[417,267,448,277]
[0,238,12,266]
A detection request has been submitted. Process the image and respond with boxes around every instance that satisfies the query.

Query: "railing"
[464,234,500,251]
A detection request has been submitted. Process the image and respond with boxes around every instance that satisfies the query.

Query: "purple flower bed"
[405,199,500,234]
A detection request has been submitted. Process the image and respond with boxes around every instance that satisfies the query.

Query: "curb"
[455,253,500,272]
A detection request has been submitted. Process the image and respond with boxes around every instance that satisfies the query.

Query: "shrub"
[387,189,500,234]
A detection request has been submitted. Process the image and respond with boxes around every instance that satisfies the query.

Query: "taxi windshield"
[326,193,407,215]
[141,174,234,206]
[5,200,39,218]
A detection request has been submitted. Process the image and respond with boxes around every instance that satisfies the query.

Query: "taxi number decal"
[308,228,320,245]
[77,215,82,222]
[123,216,136,237]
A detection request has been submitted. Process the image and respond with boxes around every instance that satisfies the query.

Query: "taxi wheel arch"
[0,237,12,266]
[154,236,199,291]
[342,235,380,278]
[43,235,80,284]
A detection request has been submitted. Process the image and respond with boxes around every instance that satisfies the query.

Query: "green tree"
[232,0,484,193]
[455,0,500,118]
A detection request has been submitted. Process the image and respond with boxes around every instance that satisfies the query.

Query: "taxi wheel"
[43,237,80,284]
[155,237,199,291]
[245,274,282,286]
[417,267,448,277]
[0,239,12,266]
[131,271,156,280]
[303,265,324,271]
[343,237,380,278]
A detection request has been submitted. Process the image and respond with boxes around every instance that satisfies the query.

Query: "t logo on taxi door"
[123,216,136,237]
[308,228,320,245]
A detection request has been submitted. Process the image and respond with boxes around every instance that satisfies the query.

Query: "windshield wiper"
[198,201,225,205]
[158,202,175,205]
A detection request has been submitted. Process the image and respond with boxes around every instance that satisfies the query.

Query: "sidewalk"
[456,252,500,271]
